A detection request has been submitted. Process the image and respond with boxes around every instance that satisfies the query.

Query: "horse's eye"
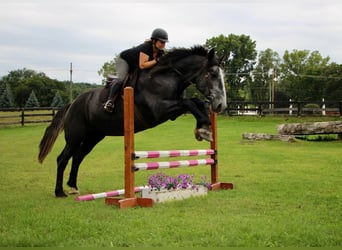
[209,69,218,78]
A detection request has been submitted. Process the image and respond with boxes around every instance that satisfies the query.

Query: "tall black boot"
[104,80,123,113]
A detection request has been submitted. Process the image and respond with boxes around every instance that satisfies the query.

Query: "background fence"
[0,107,59,126]
[0,100,341,127]
[226,100,342,116]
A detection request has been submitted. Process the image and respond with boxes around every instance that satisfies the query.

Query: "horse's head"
[195,48,227,113]
[149,46,227,113]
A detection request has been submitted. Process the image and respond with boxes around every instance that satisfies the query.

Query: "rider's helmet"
[151,28,169,42]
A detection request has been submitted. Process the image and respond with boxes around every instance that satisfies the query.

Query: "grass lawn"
[0,115,341,247]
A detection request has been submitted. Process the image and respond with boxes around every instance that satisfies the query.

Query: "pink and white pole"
[134,149,215,159]
[75,186,146,202]
[133,158,215,171]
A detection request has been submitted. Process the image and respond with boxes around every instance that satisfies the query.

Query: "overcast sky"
[1,0,341,83]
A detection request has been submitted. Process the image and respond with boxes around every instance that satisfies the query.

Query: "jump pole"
[209,111,234,190]
[105,87,154,208]
[75,186,145,202]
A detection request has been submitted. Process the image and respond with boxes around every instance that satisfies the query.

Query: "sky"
[1,0,341,84]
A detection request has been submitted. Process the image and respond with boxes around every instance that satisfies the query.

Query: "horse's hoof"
[55,191,68,198]
[195,128,213,142]
[68,187,80,195]
[194,129,203,141]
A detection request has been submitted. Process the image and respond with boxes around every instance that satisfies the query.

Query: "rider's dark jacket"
[120,40,164,72]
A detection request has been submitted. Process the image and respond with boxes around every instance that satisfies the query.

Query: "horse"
[38,46,227,197]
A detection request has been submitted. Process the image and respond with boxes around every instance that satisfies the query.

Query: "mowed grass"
[0,115,341,247]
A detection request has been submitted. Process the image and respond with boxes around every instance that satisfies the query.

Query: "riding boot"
[104,80,123,113]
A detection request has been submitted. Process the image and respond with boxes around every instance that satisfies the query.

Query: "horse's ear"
[208,48,215,60]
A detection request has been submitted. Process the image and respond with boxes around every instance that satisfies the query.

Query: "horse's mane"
[150,46,208,75]
[159,46,208,65]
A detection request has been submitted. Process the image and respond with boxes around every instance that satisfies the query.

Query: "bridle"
[172,61,216,104]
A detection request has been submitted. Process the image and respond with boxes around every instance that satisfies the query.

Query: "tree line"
[98,34,342,105]
[0,69,98,108]
[1,33,341,108]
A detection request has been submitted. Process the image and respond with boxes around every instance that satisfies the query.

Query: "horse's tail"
[38,103,71,163]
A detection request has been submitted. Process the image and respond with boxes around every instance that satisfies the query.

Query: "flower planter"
[141,185,207,203]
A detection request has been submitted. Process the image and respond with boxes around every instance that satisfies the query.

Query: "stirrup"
[104,100,114,113]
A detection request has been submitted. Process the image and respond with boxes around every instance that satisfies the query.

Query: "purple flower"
[147,172,210,191]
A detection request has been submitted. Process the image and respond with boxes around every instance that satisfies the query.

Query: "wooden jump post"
[105,87,233,208]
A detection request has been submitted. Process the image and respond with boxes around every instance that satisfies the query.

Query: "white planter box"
[141,186,207,203]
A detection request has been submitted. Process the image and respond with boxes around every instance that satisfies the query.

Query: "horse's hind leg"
[55,144,73,197]
[66,133,105,194]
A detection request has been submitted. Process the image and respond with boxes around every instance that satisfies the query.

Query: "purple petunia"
[147,172,210,191]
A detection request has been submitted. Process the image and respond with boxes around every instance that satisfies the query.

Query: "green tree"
[252,49,281,102]
[25,90,40,108]
[280,50,330,101]
[98,56,117,84]
[0,83,15,108]
[323,62,342,103]
[1,68,66,107]
[205,34,257,101]
[51,91,64,107]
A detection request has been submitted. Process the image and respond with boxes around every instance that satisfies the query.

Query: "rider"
[104,28,168,112]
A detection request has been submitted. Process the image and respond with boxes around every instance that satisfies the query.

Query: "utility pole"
[269,68,275,112]
[69,62,73,103]
[271,68,275,111]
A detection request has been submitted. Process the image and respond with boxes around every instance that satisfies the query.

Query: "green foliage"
[0,83,15,108]
[2,34,342,107]
[252,49,281,102]
[96,34,342,103]
[323,62,342,102]
[98,56,117,84]
[1,68,66,107]
[50,91,64,107]
[280,50,330,102]
[205,34,257,101]
[0,116,341,246]
[25,90,40,108]
[0,69,100,108]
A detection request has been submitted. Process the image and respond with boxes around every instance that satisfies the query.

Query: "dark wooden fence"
[0,100,341,127]
[0,107,60,126]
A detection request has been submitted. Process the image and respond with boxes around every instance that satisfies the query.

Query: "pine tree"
[0,84,15,108]
[50,91,64,107]
[25,90,40,108]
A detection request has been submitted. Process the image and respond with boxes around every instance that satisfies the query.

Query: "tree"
[252,49,281,102]
[0,83,15,108]
[1,68,67,107]
[98,56,117,84]
[51,91,64,107]
[323,62,342,103]
[279,50,330,101]
[205,34,257,101]
[25,90,40,108]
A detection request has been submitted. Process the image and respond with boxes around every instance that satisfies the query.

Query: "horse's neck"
[137,56,205,96]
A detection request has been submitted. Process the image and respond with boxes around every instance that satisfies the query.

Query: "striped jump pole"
[134,149,215,159]
[75,186,146,202]
[133,158,215,171]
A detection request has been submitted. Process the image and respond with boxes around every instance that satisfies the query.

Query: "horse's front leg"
[66,159,80,195]
[179,98,212,141]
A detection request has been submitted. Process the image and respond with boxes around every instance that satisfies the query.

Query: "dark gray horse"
[38,46,227,197]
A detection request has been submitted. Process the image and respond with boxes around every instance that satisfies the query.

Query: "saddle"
[105,70,139,90]
[104,70,140,105]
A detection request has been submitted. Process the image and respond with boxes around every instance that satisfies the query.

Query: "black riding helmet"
[151,28,169,42]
